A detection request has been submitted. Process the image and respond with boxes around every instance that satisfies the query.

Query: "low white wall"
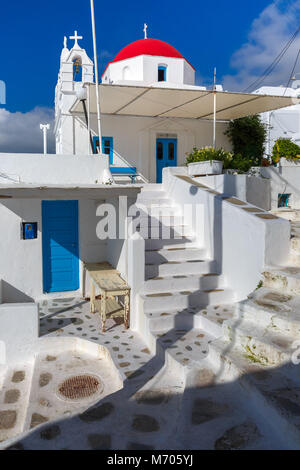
[163,167,290,301]
[0,303,39,365]
[0,154,109,185]
[199,174,271,211]
[257,160,300,210]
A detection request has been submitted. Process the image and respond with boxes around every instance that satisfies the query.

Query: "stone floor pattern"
[0,296,289,450]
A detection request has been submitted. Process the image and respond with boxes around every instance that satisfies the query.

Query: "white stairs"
[135,185,235,350]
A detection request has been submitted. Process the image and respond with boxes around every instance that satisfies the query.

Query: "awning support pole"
[90,0,103,154]
[213,67,217,149]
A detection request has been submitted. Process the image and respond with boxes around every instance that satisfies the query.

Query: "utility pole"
[213,67,217,149]
[40,124,50,155]
[90,0,103,154]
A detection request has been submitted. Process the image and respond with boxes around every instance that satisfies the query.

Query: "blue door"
[156,138,177,183]
[93,136,114,164]
[42,201,79,293]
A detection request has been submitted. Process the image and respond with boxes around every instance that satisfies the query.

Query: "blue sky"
[0,0,299,152]
[0,0,286,112]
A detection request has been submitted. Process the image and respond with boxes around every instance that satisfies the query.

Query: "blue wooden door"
[156,138,177,183]
[42,201,79,293]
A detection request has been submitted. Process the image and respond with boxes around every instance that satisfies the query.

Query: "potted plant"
[186,146,233,176]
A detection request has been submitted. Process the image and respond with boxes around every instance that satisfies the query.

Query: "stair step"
[210,338,300,448]
[144,236,198,251]
[143,272,224,293]
[139,225,194,240]
[148,327,215,372]
[223,318,294,366]
[145,303,235,334]
[145,259,217,278]
[145,247,207,264]
[238,288,300,337]
[138,215,184,228]
[263,266,300,295]
[141,288,235,313]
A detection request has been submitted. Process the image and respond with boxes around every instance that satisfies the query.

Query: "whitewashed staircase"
[135,184,235,358]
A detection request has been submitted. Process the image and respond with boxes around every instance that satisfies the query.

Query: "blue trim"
[42,201,79,293]
[156,138,177,183]
[93,136,114,164]
[110,167,137,175]
[158,66,167,82]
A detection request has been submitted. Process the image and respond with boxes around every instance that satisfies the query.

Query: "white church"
[1,26,300,450]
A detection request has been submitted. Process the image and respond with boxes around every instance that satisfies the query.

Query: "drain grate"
[58,375,103,400]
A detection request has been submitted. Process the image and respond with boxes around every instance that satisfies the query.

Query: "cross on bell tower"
[70,30,83,48]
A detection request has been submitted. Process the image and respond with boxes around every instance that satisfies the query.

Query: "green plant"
[225,115,267,166]
[185,146,233,169]
[272,138,300,164]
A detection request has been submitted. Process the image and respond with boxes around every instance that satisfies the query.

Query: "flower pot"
[279,157,300,167]
[188,160,223,176]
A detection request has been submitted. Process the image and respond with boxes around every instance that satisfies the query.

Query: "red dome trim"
[102,38,194,77]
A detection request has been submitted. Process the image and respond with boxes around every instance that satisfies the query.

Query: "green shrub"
[186,146,233,169]
[272,138,300,163]
[225,115,267,166]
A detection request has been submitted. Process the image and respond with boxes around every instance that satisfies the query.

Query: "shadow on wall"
[1,280,34,303]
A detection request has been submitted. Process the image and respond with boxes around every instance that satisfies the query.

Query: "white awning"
[70,83,296,121]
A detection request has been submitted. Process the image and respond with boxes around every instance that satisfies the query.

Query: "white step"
[141,288,234,313]
[138,214,184,228]
[144,236,198,251]
[138,224,194,240]
[263,266,300,295]
[145,247,207,264]
[143,272,224,294]
[238,289,300,337]
[145,259,217,278]
[223,318,294,366]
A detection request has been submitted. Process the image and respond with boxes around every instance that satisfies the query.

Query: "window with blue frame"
[73,57,82,82]
[92,136,114,164]
[278,193,291,208]
[158,66,167,82]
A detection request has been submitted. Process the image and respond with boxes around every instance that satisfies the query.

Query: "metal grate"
[58,375,103,400]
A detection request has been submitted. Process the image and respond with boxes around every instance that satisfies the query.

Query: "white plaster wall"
[163,167,290,300]
[257,162,300,210]
[0,154,109,185]
[0,198,108,302]
[199,174,271,211]
[83,114,230,182]
[102,55,195,86]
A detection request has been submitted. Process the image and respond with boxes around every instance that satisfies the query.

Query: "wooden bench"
[84,262,131,332]
[110,166,138,183]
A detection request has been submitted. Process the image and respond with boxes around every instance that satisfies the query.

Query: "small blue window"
[22,222,38,240]
[158,66,167,82]
[278,194,290,208]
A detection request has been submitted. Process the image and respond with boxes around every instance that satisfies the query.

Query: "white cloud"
[223,0,300,92]
[0,107,55,154]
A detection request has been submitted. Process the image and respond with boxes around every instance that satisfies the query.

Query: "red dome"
[102,38,194,77]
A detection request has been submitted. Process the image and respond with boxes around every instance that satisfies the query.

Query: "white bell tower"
[55,32,94,154]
